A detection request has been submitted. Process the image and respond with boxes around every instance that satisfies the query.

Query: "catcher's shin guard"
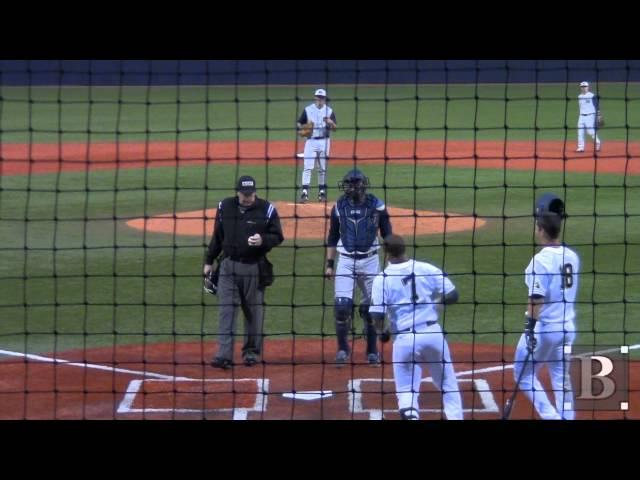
[335,297,353,353]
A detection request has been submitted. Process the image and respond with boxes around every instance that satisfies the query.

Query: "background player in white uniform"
[370,234,463,420]
[513,193,580,420]
[576,81,601,152]
[325,169,392,365]
[297,88,336,203]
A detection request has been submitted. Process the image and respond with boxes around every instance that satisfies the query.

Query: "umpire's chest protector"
[337,195,380,252]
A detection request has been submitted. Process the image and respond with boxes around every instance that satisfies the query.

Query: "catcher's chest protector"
[337,195,380,253]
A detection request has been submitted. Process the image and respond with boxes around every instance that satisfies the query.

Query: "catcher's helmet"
[338,169,369,201]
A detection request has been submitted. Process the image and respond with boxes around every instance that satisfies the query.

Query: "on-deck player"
[513,193,580,420]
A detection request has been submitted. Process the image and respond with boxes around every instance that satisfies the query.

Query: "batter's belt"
[396,321,438,333]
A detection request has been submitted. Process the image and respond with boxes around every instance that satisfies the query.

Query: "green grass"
[1,83,640,143]
[1,162,639,354]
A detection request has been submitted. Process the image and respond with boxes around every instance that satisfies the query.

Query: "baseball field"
[0,82,639,419]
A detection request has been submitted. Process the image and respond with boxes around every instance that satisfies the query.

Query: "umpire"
[204,175,284,369]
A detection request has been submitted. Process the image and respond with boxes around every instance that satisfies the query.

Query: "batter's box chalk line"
[117,378,269,420]
[348,377,500,420]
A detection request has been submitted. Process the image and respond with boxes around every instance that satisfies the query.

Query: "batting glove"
[524,315,537,353]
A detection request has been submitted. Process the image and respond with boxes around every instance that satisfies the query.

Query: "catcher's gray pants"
[215,258,264,360]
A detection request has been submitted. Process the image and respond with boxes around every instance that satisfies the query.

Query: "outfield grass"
[1,83,639,143]
[1,162,638,355]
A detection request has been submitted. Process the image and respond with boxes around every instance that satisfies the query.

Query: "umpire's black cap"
[535,193,564,217]
[236,175,257,194]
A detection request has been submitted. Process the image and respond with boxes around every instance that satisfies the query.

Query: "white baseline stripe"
[0,349,193,381]
[2,344,638,384]
[454,343,640,379]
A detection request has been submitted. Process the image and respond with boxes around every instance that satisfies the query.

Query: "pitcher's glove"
[596,111,604,128]
[298,121,314,138]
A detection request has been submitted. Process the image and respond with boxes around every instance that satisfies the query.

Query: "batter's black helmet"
[338,169,369,201]
[535,193,565,218]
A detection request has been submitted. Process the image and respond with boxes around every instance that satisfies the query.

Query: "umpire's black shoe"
[243,354,258,367]
[211,357,233,370]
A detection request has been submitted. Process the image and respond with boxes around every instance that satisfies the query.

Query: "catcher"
[576,81,602,153]
[296,88,337,203]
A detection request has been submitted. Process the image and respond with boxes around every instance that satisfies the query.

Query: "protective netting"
[0,60,638,419]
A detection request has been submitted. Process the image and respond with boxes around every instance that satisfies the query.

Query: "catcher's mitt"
[298,121,313,138]
[596,112,604,128]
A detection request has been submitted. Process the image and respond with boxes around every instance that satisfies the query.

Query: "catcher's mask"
[338,169,369,202]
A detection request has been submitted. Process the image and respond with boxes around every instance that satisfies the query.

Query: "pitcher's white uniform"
[577,81,601,151]
[514,245,580,420]
[370,259,463,420]
[298,102,336,192]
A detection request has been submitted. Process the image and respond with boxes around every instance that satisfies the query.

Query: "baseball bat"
[502,350,532,420]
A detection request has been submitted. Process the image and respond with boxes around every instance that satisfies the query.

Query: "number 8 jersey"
[525,245,581,325]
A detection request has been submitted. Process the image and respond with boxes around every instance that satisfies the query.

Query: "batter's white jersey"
[578,91,597,115]
[525,245,580,326]
[370,259,455,332]
[370,259,462,420]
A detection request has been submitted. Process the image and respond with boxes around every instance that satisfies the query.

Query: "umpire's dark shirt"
[206,196,284,264]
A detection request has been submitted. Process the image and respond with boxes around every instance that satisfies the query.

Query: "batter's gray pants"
[215,258,265,360]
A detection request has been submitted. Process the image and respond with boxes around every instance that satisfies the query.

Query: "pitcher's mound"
[126,202,485,239]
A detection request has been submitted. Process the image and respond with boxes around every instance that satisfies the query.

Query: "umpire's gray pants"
[216,258,264,360]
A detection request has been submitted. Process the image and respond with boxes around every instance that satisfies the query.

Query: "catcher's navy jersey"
[327,194,392,254]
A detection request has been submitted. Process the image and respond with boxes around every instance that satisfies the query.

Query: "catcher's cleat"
[299,191,309,203]
[335,350,349,366]
[318,190,327,202]
[367,352,381,367]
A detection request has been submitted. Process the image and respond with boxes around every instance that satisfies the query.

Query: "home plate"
[282,391,333,401]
